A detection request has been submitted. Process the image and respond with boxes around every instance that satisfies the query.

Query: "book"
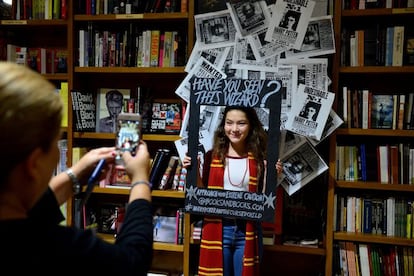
[150,29,160,67]
[158,155,179,190]
[385,26,394,66]
[95,88,131,133]
[53,48,68,73]
[404,32,414,65]
[149,100,182,134]
[153,214,177,243]
[361,89,370,129]
[370,94,394,129]
[392,26,404,66]
[176,208,185,244]
[171,159,182,190]
[149,148,171,188]
[70,89,96,132]
[59,81,69,127]
[162,31,173,67]
[405,92,414,129]
[377,145,389,184]
[397,94,406,130]
[26,47,47,73]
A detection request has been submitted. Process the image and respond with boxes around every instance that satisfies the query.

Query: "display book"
[330,4,414,276]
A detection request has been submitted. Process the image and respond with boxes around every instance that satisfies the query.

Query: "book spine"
[150,30,160,67]
[392,26,404,66]
[397,94,405,130]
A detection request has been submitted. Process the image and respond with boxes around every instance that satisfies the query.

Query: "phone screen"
[116,114,142,155]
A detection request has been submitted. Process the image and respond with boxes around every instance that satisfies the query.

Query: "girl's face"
[224,109,250,146]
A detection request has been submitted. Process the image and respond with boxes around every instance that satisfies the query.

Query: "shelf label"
[392,8,414,14]
[115,14,144,19]
[1,20,28,25]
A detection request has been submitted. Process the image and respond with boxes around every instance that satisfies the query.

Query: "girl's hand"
[182,155,192,168]
[276,159,283,174]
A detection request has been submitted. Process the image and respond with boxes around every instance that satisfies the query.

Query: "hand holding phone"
[113,112,143,186]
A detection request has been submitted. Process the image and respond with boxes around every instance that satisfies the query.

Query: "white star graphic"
[185,185,198,201]
[263,192,276,209]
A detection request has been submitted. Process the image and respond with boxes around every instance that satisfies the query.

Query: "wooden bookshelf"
[327,2,414,275]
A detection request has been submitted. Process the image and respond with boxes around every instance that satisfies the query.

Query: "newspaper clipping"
[278,139,328,195]
[185,42,230,73]
[284,15,335,59]
[231,33,279,70]
[195,9,238,50]
[175,58,227,103]
[279,57,329,91]
[265,0,316,50]
[285,84,335,141]
[226,0,272,37]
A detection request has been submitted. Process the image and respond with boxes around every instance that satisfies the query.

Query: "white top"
[223,156,249,192]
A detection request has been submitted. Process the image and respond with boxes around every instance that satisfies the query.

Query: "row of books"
[336,143,414,184]
[71,86,184,134]
[334,242,414,276]
[342,25,413,67]
[78,23,184,68]
[6,44,68,74]
[9,0,67,20]
[334,195,414,239]
[343,0,414,9]
[73,196,127,234]
[78,0,187,15]
[148,149,186,191]
[340,89,414,130]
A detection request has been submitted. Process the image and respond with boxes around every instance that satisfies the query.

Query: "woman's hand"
[71,147,117,184]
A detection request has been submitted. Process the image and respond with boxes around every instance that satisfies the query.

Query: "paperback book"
[70,90,96,132]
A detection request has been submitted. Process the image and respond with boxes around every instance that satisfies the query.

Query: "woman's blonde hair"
[0,62,63,185]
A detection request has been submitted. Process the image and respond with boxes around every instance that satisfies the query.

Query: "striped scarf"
[198,152,260,276]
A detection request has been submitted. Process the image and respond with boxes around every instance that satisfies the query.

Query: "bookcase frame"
[327,3,414,275]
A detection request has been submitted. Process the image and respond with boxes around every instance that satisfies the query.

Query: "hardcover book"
[95,88,131,133]
[70,89,96,132]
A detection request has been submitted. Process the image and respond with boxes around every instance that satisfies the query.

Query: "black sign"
[185,77,282,222]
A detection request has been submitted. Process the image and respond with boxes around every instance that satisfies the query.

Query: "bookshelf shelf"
[334,232,414,246]
[74,13,189,21]
[336,128,414,137]
[339,66,414,74]
[92,187,185,198]
[153,242,184,252]
[264,245,326,256]
[0,19,68,26]
[95,234,185,252]
[342,8,414,16]
[74,67,186,74]
[336,181,414,192]
[73,132,180,142]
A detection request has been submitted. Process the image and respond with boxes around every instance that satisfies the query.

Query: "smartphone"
[113,113,142,186]
[115,112,142,156]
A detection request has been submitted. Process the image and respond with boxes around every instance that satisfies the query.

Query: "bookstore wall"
[1,0,414,275]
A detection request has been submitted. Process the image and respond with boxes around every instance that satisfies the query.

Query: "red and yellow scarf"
[198,152,260,276]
